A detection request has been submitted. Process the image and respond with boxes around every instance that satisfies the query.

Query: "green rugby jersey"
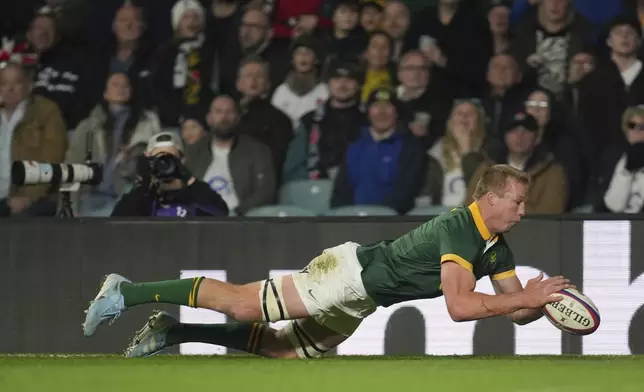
[356,202,516,307]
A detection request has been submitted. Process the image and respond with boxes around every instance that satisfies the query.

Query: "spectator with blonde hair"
[594,105,644,213]
[418,99,486,207]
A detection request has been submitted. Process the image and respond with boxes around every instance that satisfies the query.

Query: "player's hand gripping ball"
[542,288,600,335]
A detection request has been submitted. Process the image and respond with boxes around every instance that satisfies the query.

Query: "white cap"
[146,132,185,155]
[171,0,205,31]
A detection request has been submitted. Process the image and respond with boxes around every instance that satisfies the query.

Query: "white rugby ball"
[542,288,600,335]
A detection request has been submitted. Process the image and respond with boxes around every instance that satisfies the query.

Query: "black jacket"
[31,43,87,129]
[88,38,157,111]
[299,101,365,177]
[237,98,294,176]
[404,4,493,98]
[151,36,216,128]
[111,180,229,217]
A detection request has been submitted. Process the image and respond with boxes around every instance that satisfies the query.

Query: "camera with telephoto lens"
[148,153,181,182]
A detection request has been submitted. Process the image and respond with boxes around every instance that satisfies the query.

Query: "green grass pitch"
[1,355,643,392]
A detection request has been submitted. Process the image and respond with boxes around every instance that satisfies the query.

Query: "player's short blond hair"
[472,164,531,200]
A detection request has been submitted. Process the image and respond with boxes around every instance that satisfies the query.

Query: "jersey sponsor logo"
[490,251,496,264]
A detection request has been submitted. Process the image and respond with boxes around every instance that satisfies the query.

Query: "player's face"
[495,179,527,232]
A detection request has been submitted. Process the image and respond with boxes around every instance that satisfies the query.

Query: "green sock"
[120,277,205,308]
[167,322,267,355]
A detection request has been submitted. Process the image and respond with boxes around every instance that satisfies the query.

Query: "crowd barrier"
[2,215,643,355]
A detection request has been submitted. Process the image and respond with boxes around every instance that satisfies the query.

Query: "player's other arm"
[440,261,571,322]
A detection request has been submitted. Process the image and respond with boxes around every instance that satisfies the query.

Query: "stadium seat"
[572,204,594,213]
[245,205,316,217]
[406,205,452,216]
[278,179,333,215]
[325,205,398,217]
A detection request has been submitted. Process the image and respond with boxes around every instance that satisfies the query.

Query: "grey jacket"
[65,105,162,213]
[185,134,276,215]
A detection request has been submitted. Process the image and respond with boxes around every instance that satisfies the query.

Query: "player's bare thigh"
[196,275,311,321]
[261,317,351,359]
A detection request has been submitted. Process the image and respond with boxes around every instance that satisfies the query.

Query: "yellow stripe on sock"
[246,323,259,352]
[191,277,204,308]
[251,323,264,354]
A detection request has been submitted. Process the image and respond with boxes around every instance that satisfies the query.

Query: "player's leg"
[125,312,354,359]
[82,273,310,337]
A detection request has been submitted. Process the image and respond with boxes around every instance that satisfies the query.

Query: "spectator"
[66,73,162,217]
[577,16,644,176]
[418,99,486,208]
[271,35,329,129]
[564,48,595,117]
[151,0,215,129]
[218,7,289,97]
[467,111,567,214]
[283,56,365,183]
[381,0,410,61]
[482,53,531,153]
[488,0,512,55]
[404,0,494,98]
[396,50,451,150]
[0,62,67,217]
[185,95,276,216]
[523,87,586,208]
[264,0,327,40]
[331,87,426,214]
[361,30,395,103]
[21,8,86,129]
[360,1,383,33]
[510,0,593,99]
[89,2,155,111]
[511,0,622,26]
[180,104,208,145]
[594,105,644,214]
[319,0,368,61]
[205,0,245,93]
[236,56,293,178]
[111,131,229,217]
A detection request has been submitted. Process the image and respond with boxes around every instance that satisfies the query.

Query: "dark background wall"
[1,216,642,355]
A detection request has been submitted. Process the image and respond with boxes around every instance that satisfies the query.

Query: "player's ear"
[487,191,498,206]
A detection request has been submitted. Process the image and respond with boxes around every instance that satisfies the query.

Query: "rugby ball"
[542,288,600,335]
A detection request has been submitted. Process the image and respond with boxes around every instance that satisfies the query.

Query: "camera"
[11,161,102,186]
[147,153,181,182]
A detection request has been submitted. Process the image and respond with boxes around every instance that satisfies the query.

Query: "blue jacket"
[511,0,622,25]
[331,127,426,214]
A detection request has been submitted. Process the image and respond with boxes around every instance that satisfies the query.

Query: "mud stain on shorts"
[308,252,339,282]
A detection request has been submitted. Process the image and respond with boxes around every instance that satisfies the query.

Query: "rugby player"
[83,164,573,358]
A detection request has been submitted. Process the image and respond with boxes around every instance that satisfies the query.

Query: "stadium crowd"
[1,0,644,217]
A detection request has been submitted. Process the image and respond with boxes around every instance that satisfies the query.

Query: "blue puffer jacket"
[331,127,427,214]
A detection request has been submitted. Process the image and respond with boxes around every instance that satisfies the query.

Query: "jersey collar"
[468,202,493,241]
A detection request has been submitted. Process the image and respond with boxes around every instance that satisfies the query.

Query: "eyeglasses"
[628,121,644,131]
[525,100,549,108]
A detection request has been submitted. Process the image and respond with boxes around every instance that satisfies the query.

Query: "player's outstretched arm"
[440,261,572,322]
[491,273,547,325]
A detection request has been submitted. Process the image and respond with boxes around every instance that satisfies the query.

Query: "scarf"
[174,34,205,105]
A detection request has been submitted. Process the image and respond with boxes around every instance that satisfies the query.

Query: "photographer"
[111,132,228,217]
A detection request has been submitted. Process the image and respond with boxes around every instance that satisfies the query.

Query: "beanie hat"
[171,0,205,31]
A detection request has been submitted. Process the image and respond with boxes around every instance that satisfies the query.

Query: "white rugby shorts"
[290,242,378,336]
